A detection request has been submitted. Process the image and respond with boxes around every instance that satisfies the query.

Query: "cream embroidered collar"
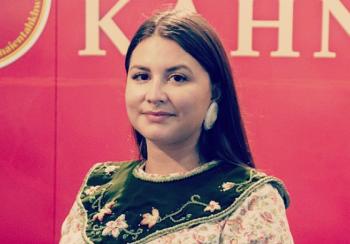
[132,160,220,182]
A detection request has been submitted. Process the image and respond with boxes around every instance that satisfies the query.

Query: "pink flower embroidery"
[222,182,235,191]
[92,201,115,222]
[247,196,258,210]
[84,186,100,196]
[204,201,221,212]
[140,208,160,228]
[260,211,274,223]
[226,217,244,233]
[102,214,128,238]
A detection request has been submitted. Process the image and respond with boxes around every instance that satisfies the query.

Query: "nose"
[145,78,167,105]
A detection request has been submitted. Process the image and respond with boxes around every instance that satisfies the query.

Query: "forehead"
[129,36,204,71]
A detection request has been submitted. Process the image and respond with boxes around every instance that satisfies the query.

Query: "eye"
[169,74,188,83]
[131,73,150,81]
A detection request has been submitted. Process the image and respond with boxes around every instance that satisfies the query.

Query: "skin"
[125,35,212,175]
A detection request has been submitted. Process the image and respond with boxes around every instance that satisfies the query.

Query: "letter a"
[174,0,197,11]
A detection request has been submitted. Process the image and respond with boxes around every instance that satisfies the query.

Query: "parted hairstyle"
[125,10,254,168]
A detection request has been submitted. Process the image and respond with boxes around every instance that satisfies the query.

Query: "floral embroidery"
[73,162,291,243]
[225,217,244,234]
[61,185,293,244]
[221,182,235,191]
[204,200,221,212]
[260,211,274,223]
[102,214,128,238]
[84,186,100,196]
[247,195,258,210]
[92,201,115,222]
[141,208,160,228]
[219,184,293,244]
[218,169,262,193]
[104,165,120,175]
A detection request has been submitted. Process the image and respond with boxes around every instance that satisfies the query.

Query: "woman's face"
[125,36,212,146]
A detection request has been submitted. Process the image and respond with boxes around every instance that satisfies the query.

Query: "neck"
[144,139,201,175]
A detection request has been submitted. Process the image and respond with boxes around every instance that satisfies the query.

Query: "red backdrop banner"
[1,0,349,243]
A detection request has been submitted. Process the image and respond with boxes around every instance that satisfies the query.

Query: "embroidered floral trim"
[133,160,220,182]
[76,162,290,244]
[115,196,222,239]
[92,201,115,222]
[221,182,235,191]
[102,214,128,238]
[219,169,267,193]
[86,193,223,241]
[204,201,221,212]
[141,208,160,228]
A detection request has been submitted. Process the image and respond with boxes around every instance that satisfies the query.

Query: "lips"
[144,111,175,116]
[142,111,176,122]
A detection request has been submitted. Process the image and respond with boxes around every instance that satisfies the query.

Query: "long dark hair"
[125,10,254,168]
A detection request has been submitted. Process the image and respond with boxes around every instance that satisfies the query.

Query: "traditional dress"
[60,160,294,243]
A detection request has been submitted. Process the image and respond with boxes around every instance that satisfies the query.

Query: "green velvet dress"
[64,160,290,244]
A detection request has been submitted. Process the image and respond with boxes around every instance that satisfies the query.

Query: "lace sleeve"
[220,183,294,244]
[59,200,86,244]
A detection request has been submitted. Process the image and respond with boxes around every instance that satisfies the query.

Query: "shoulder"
[82,160,139,184]
[241,183,286,211]
[221,183,294,243]
[218,161,290,209]
[76,160,141,201]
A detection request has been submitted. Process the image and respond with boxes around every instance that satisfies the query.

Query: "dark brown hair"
[125,10,254,168]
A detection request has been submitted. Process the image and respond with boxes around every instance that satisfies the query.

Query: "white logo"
[0,0,51,68]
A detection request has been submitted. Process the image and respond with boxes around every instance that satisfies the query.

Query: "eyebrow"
[129,65,193,75]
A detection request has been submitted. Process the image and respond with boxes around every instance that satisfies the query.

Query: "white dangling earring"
[204,101,218,130]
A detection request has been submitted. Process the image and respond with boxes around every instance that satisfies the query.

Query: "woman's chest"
[147,221,225,244]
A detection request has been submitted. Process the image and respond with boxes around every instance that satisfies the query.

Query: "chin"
[141,131,181,145]
[143,134,174,144]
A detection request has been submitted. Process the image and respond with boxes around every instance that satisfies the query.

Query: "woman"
[60,10,294,243]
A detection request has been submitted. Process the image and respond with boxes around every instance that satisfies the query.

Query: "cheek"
[125,83,143,105]
[176,95,209,122]
[125,84,142,120]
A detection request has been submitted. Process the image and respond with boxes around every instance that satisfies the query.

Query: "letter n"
[314,0,350,58]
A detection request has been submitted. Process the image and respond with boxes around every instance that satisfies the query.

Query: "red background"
[1,0,349,243]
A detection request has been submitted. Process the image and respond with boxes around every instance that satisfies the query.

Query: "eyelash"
[130,73,189,83]
[168,74,188,83]
[131,73,149,81]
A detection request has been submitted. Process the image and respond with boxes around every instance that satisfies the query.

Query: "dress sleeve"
[220,183,294,244]
[59,200,86,244]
